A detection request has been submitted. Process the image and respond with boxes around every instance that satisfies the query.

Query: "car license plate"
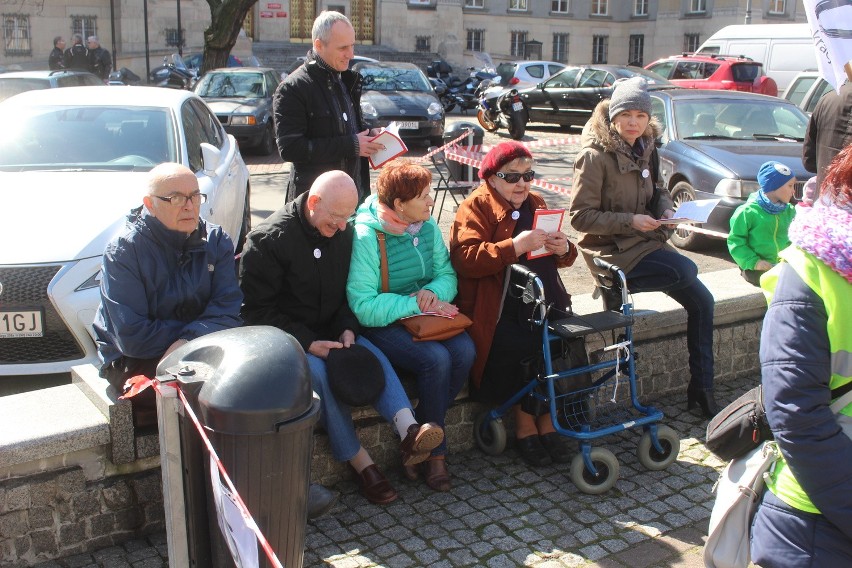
[0,309,44,338]
[398,121,419,130]
[512,101,524,111]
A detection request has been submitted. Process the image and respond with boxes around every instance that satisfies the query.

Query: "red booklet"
[368,129,409,169]
[527,209,565,259]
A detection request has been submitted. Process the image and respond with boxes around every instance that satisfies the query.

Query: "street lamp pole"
[109,0,116,72]
[745,0,752,24]
[177,0,183,56]
[144,0,150,79]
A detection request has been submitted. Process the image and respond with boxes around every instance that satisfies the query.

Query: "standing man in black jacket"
[87,36,112,81]
[49,36,66,70]
[273,11,383,203]
[64,34,89,71]
[803,81,852,195]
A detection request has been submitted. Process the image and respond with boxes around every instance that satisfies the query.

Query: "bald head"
[142,163,203,235]
[306,171,358,237]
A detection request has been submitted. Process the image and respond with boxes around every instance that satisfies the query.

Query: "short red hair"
[822,143,852,207]
[376,161,432,206]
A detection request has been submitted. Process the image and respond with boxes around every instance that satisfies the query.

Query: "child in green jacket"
[727,160,797,286]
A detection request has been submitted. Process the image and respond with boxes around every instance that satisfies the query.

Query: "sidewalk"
[36,376,755,568]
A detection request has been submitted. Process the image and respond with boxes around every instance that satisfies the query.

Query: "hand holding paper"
[658,199,720,224]
[368,122,409,169]
[528,209,565,259]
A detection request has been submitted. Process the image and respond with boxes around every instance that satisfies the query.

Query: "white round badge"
[642,169,650,178]
[313,248,321,259]
[413,237,419,246]
[511,211,520,220]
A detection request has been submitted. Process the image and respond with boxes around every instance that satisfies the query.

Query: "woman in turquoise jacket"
[347,161,475,493]
[727,161,796,286]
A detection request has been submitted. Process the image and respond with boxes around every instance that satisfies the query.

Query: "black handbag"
[705,385,773,461]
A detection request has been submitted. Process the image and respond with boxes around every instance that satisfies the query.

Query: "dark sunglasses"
[495,170,535,183]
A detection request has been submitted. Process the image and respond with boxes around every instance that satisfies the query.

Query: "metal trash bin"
[160,326,319,568]
[443,122,484,182]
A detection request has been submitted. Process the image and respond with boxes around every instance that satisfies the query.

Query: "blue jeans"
[626,249,715,391]
[363,326,476,456]
[307,336,412,462]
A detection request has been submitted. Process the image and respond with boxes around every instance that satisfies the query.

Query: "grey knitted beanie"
[608,76,652,120]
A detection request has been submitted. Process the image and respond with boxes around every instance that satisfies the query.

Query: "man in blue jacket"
[93,163,243,425]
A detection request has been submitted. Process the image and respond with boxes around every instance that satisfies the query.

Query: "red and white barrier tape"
[445,147,573,196]
[122,376,284,568]
[411,128,474,164]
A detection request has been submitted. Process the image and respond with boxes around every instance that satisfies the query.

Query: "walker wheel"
[637,425,680,471]
[474,412,507,456]
[570,448,619,495]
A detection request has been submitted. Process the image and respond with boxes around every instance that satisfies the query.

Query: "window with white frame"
[591,0,608,16]
[688,0,707,13]
[465,0,484,7]
[71,15,98,41]
[552,0,569,13]
[467,29,484,51]
[684,33,700,53]
[592,35,608,64]
[553,33,569,62]
[511,31,528,57]
[509,0,528,11]
[634,0,648,16]
[768,0,786,14]
[629,34,644,66]
[3,14,30,55]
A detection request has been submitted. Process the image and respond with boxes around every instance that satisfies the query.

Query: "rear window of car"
[525,64,546,79]
[497,62,517,85]
[731,63,762,83]
[785,77,818,107]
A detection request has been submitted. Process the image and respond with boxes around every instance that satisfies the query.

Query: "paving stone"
[579,544,608,561]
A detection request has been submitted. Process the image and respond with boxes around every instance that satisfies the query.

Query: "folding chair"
[429,146,479,222]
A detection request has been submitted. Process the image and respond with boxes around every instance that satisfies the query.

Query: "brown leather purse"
[376,230,472,342]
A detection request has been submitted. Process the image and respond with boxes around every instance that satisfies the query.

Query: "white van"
[696,24,817,95]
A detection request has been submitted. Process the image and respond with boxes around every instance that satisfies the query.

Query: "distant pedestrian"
[803,81,852,196]
[49,36,65,70]
[63,34,89,71]
[727,161,797,286]
[87,35,111,81]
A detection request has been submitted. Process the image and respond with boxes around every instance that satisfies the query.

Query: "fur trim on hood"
[581,99,662,153]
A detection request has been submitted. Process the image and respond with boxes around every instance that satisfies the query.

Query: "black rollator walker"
[474,259,680,494]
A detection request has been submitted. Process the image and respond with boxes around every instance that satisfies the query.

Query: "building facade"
[2,1,806,74]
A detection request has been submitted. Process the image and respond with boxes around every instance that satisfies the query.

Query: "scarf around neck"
[756,189,788,214]
[788,199,852,283]
[376,201,424,236]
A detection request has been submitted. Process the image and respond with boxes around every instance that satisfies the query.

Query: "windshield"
[195,72,265,98]
[0,78,49,103]
[0,105,177,171]
[673,99,808,140]
[360,67,432,92]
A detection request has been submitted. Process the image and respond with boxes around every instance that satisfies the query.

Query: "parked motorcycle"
[477,82,527,140]
[426,59,497,113]
[148,54,198,90]
[107,67,142,86]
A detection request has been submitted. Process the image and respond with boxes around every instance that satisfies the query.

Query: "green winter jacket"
[347,195,458,328]
[727,194,795,271]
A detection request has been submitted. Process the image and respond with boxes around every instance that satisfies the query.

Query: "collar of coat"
[305,49,361,90]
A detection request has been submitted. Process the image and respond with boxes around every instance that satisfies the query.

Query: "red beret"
[478,141,532,180]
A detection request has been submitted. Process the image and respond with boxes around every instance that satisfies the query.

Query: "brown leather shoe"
[350,464,398,505]
[423,455,451,492]
[402,464,419,481]
[400,423,445,466]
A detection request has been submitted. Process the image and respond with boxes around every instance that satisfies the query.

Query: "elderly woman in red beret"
[449,141,579,467]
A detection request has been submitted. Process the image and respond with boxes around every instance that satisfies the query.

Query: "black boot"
[687,387,719,419]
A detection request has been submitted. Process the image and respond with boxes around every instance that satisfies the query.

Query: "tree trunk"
[203,0,258,74]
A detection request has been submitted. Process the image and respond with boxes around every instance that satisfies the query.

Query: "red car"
[645,54,777,96]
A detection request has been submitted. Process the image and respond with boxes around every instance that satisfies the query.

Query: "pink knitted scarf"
[788,200,852,284]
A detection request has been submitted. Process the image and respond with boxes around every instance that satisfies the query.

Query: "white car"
[495,60,567,91]
[0,86,250,378]
[783,70,834,115]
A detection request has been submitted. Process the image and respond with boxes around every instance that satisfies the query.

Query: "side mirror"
[200,142,222,175]
[536,82,544,89]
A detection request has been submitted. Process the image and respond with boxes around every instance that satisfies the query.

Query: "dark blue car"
[649,89,810,249]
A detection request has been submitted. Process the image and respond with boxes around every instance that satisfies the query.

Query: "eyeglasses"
[152,192,207,207]
[319,201,353,223]
[495,170,535,183]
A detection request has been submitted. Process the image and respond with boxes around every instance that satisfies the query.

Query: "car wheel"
[508,111,526,140]
[235,185,251,254]
[257,122,276,156]
[669,181,710,250]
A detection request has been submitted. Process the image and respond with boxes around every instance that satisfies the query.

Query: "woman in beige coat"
[569,77,718,418]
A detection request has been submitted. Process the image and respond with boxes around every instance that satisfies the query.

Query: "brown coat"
[569,99,675,281]
[449,182,577,387]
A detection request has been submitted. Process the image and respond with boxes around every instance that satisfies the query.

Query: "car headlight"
[714,179,760,198]
[230,115,257,126]
[427,101,443,117]
[361,101,378,118]
[75,270,102,292]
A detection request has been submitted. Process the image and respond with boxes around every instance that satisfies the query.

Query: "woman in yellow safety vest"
[750,144,852,566]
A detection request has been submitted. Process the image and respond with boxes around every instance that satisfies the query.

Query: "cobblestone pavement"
[39,376,758,568]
